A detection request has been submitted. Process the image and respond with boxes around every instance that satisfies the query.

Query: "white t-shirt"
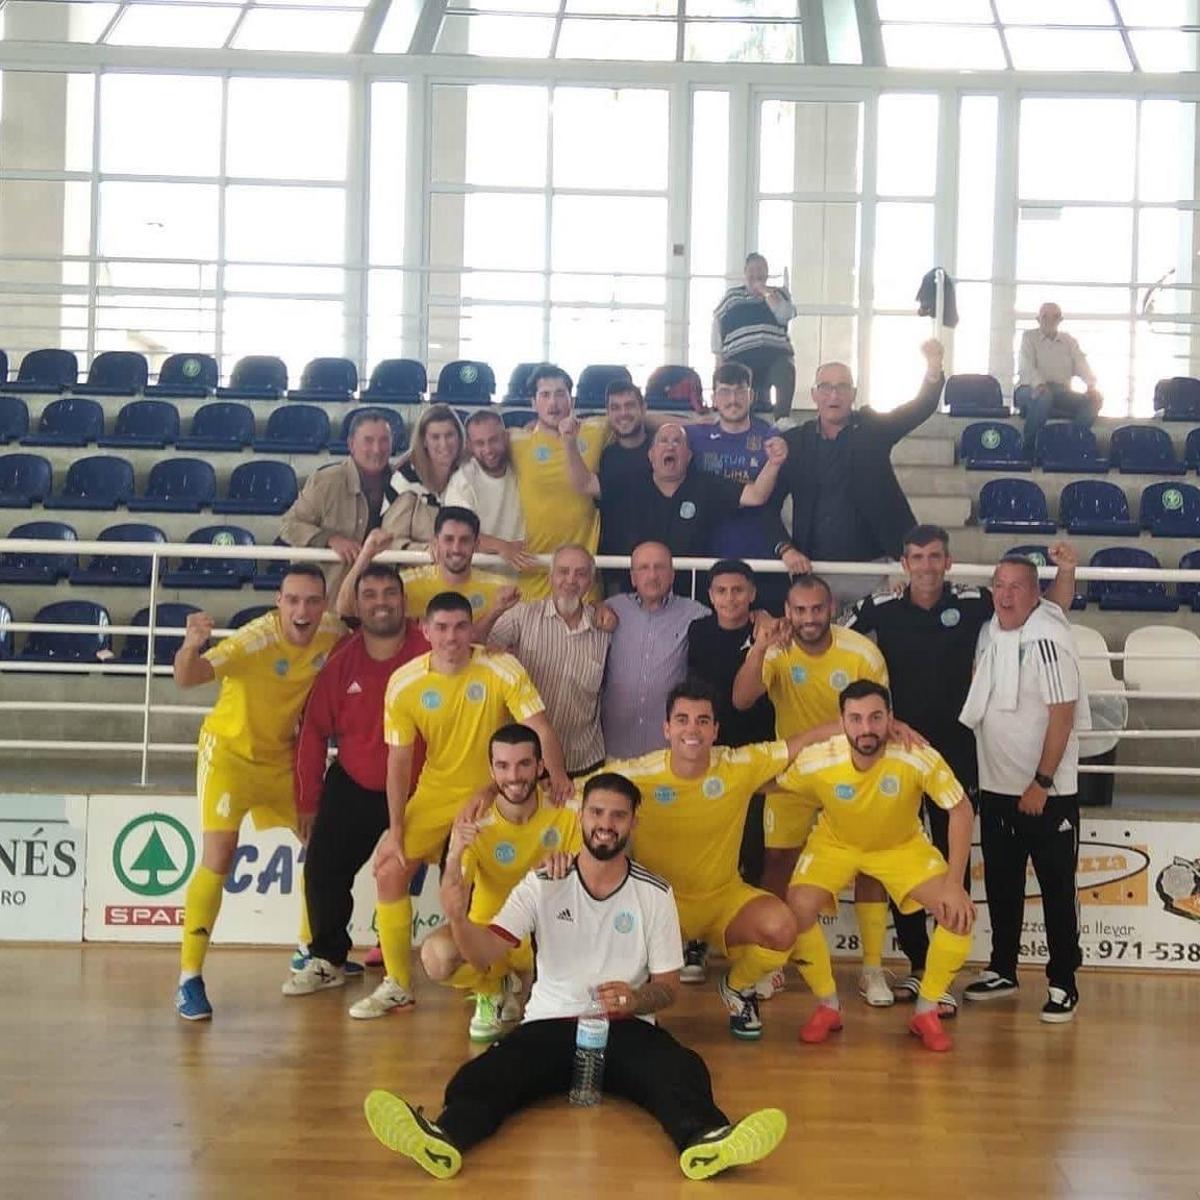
[974,629,1082,796]
[490,860,683,1024]
[444,459,525,543]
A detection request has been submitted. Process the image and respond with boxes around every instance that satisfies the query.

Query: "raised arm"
[173,612,215,688]
[732,620,776,711]
[335,528,394,620]
[524,709,573,806]
[557,415,601,499]
[738,436,787,507]
[1043,541,1079,613]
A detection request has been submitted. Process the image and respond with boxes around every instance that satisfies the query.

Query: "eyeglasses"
[814,382,855,397]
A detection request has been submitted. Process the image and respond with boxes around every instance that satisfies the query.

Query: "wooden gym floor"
[2,946,1199,1200]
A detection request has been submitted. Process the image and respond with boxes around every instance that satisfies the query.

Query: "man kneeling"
[775,681,975,1051]
[363,772,787,1180]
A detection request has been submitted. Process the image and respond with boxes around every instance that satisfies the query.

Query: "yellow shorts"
[764,792,820,851]
[402,786,468,864]
[675,880,773,954]
[197,732,296,834]
[789,826,949,915]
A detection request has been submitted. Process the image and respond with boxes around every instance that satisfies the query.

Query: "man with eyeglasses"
[776,340,945,612]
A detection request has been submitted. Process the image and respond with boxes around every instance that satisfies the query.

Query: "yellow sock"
[377,898,413,990]
[727,942,789,993]
[919,927,972,1003]
[296,869,312,949]
[447,959,507,994]
[792,925,836,999]
[857,901,888,969]
[180,865,225,977]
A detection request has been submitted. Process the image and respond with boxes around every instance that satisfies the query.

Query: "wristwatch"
[774,541,794,558]
[1033,771,1054,790]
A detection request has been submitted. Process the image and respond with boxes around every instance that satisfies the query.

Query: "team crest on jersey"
[494,841,517,865]
[312,653,326,670]
[702,777,725,799]
[470,593,485,611]
[273,658,289,677]
[746,435,762,452]
[653,785,677,805]
[614,911,635,934]
[834,783,856,801]
[577,437,589,454]
[420,688,442,710]
[790,664,807,684]
[534,445,552,463]
[541,828,561,849]
[829,669,850,690]
[679,501,697,520]
[880,774,900,796]
[466,681,486,702]
[940,608,961,628]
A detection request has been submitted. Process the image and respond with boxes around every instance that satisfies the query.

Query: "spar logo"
[113,812,195,897]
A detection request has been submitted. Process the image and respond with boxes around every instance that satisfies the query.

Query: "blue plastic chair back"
[1138,481,1200,536]
[48,455,135,508]
[960,422,1027,469]
[21,599,111,662]
[363,359,426,401]
[0,453,52,505]
[1087,546,1176,610]
[1109,425,1182,474]
[0,520,78,579]
[180,402,255,448]
[436,360,496,402]
[70,522,165,586]
[120,602,201,665]
[1060,480,1136,534]
[978,478,1053,527]
[16,348,78,389]
[0,396,29,442]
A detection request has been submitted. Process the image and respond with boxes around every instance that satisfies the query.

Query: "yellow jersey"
[201,611,343,764]
[761,626,888,738]
[776,736,965,852]
[612,741,792,897]
[509,416,608,599]
[383,648,545,800]
[400,564,510,619]
[462,799,582,922]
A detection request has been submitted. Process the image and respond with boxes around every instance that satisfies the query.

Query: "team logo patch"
[273,658,289,677]
[470,593,485,611]
[494,841,517,865]
[534,445,552,463]
[1028,551,1047,566]
[702,777,725,799]
[834,783,856,801]
[212,530,235,547]
[679,501,697,520]
[653,785,676,805]
[829,670,850,690]
[980,427,1002,451]
[420,688,442,710]
[541,828,561,849]
[880,774,900,796]
[1163,488,1185,512]
[790,665,807,684]
[181,357,203,379]
[614,910,635,934]
[459,363,479,384]
[466,681,486,703]
[940,608,961,628]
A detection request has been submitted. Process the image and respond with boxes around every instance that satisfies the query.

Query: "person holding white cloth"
[957,556,1090,1024]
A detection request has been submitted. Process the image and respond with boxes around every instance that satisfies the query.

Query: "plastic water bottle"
[568,988,609,1107]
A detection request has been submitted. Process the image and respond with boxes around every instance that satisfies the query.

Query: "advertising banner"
[0,794,87,941]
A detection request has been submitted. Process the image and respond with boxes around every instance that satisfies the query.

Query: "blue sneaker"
[291,949,364,977]
[176,976,212,1021]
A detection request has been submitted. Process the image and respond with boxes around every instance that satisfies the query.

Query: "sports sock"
[918,926,973,1005]
[727,942,788,993]
[857,901,888,970]
[377,897,413,991]
[180,864,225,977]
[447,959,506,994]
[792,925,837,1002]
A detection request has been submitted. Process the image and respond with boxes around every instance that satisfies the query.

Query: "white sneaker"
[282,956,344,996]
[349,976,415,1020]
[858,967,895,1007]
[469,993,504,1042]
[755,968,786,1001]
[680,940,708,984]
[499,973,523,1023]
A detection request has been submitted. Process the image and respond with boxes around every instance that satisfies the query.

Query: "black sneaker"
[680,940,707,984]
[717,973,763,1040]
[963,970,1019,1002]
[1040,987,1079,1024]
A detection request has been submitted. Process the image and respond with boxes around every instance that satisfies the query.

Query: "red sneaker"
[364,946,384,968]
[799,1004,843,1044]
[909,1010,952,1052]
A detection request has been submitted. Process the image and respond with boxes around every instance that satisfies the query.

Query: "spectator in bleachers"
[775,338,945,611]
[444,409,533,573]
[600,541,708,760]
[711,253,797,417]
[598,382,653,495]
[388,403,467,550]
[1016,302,1103,457]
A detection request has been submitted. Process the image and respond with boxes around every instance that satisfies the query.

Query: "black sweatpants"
[303,760,389,966]
[979,790,1082,993]
[435,1017,729,1154]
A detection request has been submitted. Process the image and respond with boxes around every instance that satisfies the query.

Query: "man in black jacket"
[775,339,945,610]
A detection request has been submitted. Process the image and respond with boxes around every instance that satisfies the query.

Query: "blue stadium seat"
[73,351,149,397]
[1059,480,1139,537]
[1178,548,1200,612]
[177,402,255,452]
[1153,376,1200,422]
[361,359,426,404]
[230,604,272,628]
[145,353,219,399]
[0,520,78,583]
[1187,428,1200,472]
[289,357,358,403]
[328,407,409,456]
[959,422,1030,471]
[577,365,633,411]
[212,461,298,516]
[252,404,331,454]
[0,349,6,385]
[217,355,288,401]
[0,599,11,659]
[127,458,216,514]
[945,373,1009,418]
[1034,422,1107,473]
[1005,542,1086,609]
[1108,425,1185,476]
[20,599,111,663]
[0,349,78,395]
[436,360,496,404]
[252,539,291,591]
[162,525,257,590]
[68,522,165,588]
[119,602,201,666]
[645,365,702,412]
[0,453,52,508]
[502,362,539,406]
[43,455,135,512]
[501,409,536,430]
[977,479,1056,534]
[1138,481,1200,537]
[0,396,29,444]
[98,400,180,450]
[21,397,104,448]
[1087,547,1179,612]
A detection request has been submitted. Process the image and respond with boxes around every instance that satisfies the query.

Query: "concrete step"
[0,507,284,543]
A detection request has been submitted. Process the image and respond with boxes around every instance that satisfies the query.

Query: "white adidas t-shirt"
[491,860,683,1024]
[444,460,525,543]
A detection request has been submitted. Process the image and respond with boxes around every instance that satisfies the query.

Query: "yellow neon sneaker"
[678,1107,787,1181]
[363,1091,462,1179]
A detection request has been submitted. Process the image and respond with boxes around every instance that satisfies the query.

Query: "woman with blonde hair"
[387,403,468,549]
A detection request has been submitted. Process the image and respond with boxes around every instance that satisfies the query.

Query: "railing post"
[138,549,161,788]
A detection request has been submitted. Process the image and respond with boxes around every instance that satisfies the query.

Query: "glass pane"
[952,282,992,376]
[1017,207,1132,284]
[223,265,345,295]
[556,18,677,59]
[1015,284,1132,315]
[877,94,938,196]
[570,0,676,13]
[369,81,406,267]
[1132,284,1200,317]
[996,0,1113,22]
[223,297,345,369]
[374,0,422,50]
[791,314,856,403]
[433,303,544,386]
[107,4,240,47]
[100,74,222,176]
[689,276,725,386]
[790,202,859,306]
[1139,101,1198,202]
[868,315,929,411]
[1119,0,1200,24]
[553,88,669,190]
[98,181,218,260]
[428,192,546,271]
[95,294,216,338]
[464,271,545,302]
[689,0,793,12]
[226,78,349,181]
[232,9,361,52]
[1,2,118,42]
[759,102,796,195]
[1134,322,1189,417]
[882,24,1005,68]
[1131,30,1200,72]
[367,269,409,364]
[957,95,998,280]
[467,0,560,12]
[760,100,863,195]
[756,200,794,282]
[1019,99,1135,202]
[434,13,556,56]
[1138,209,1196,285]
[872,202,933,308]
[877,0,992,19]
[224,186,346,264]
[684,21,800,63]
[550,273,664,304]
[0,179,91,258]
[1007,28,1132,70]
[551,195,666,272]
[0,71,94,172]
[550,306,664,383]
[98,260,216,290]
[432,85,548,187]
[690,90,729,277]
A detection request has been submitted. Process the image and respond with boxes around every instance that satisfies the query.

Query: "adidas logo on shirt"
[556,907,574,923]
[1058,819,1072,833]
[346,681,363,695]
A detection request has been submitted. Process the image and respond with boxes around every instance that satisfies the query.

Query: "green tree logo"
[113,813,195,897]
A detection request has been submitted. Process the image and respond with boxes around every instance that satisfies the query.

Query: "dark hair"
[903,523,950,554]
[531,364,573,395]
[281,562,327,592]
[787,573,833,603]
[606,380,644,405]
[582,771,641,812]
[356,562,403,592]
[713,362,753,390]
[745,252,767,268]
[464,408,504,432]
[434,505,481,538]
[489,722,542,761]
[708,558,756,588]
[347,408,395,440]
[665,677,718,721]
[838,679,892,713]
[425,590,474,620]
